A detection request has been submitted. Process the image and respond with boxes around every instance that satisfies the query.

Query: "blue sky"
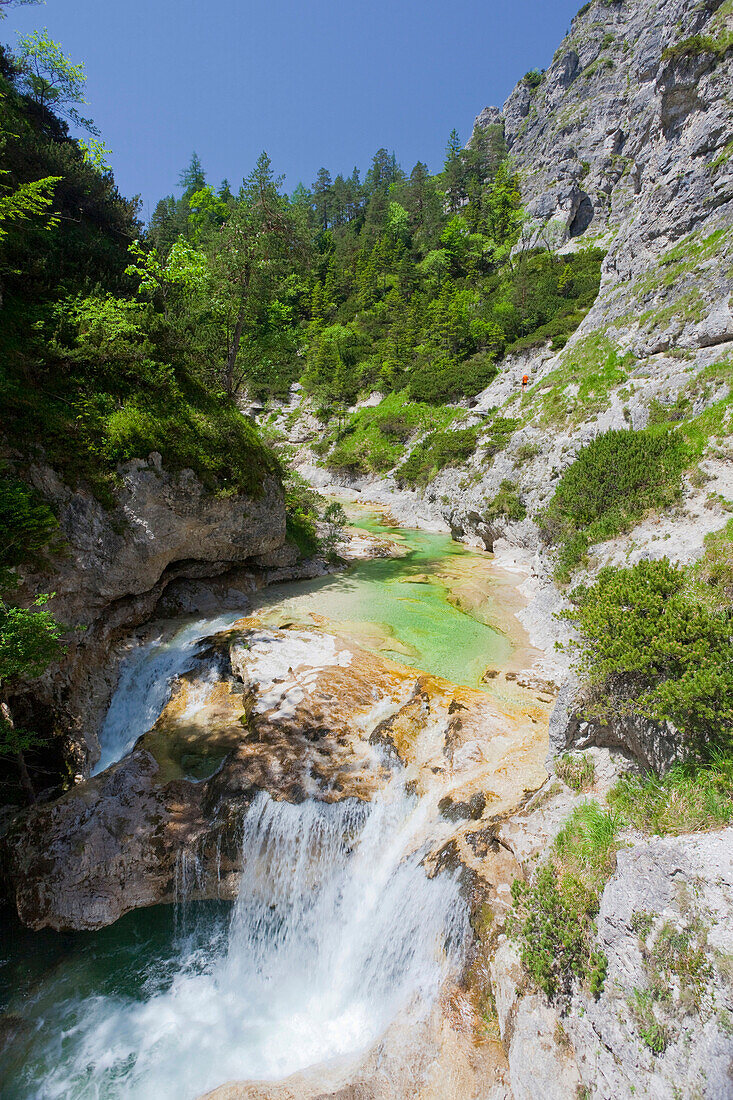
[5,0,581,218]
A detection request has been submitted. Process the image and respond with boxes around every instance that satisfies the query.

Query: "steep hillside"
[262,7,733,1092]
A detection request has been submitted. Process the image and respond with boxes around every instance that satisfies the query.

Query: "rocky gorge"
[1,0,732,1097]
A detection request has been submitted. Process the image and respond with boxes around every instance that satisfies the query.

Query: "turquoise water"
[0,511,513,1098]
[250,508,511,689]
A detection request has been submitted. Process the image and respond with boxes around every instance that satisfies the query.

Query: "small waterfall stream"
[6,783,466,1099]
[94,613,242,774]
[1,513,505,1099]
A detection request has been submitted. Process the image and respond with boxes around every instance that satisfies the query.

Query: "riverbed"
[0,508,547,1100]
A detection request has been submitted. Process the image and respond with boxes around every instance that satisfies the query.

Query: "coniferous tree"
[442,129,466,214]
[313,167,333,231]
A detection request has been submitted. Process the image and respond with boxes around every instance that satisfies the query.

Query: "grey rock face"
[548,676,682,774]
[491,829,733,1099]
[478,0,733,263]
[9,456,285,772]
[22,456,284,628]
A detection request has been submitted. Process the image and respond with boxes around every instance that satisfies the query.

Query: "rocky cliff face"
[7,454,286,776]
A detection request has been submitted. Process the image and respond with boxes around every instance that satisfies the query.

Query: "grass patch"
[510,801,621,1002]
[556,752,596,792]
[532,333,633,428]
[609,755,733,834]
[540,427,688,580]
[483,479,526,523]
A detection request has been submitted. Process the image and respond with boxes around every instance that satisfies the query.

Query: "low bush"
[561,558,733,762]
[540,427,688,580]
[397,427,478,487]
[407,353,498,404]
[510,801,620,1001]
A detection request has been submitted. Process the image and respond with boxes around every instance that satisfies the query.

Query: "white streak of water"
[94,613,242,774]
[32,782,466,1100]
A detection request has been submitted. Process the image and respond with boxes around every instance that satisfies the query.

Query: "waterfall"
[26,781,467,1100]
[94,613,242,774]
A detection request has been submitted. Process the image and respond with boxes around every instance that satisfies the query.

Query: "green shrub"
[483,479,526,523]
[482,416,521,457]
[325,392,458,477]
[407,353,497,404]
[397,427,478,487]
[540,427,688,579]
[523,69,544,89]
[561,559,733,761]
[0,471,61,589]
[510,801,620,1001]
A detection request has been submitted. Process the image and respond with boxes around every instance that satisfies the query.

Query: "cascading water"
[3,513,504,1099]
[5,782,467,1100]
[95,612,242,773]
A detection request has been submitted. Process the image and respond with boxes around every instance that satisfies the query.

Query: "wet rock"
[438,791,487,823]
[0,620,549,931]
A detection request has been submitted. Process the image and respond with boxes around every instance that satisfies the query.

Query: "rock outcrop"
[0,617,549,931]
[491,821,733,1100]
[6,455,286,774]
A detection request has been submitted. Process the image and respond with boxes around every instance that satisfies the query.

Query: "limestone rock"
[0,619,549,931]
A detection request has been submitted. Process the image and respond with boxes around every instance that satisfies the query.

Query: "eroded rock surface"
[0,618,549,931]
[491,825,733,1100]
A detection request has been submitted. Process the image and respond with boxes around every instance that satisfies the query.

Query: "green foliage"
[284,471,322,558]
[540,427,688,579]
[0,469,59,588]
[522,68,544,89]
[561,559,733,761]
[483,479,526,523]
[628,909,715,1054]
[510,801,620,1001]
[324,393,458,478]
[662,32,733,62]
[482,416,521,457]
[0,171,59,244]
[282,470,345,560]
[556,752,596,792]
[397,427,478,487]
[0,593,64,684]
[609,754,733,834]
[687,519,733,613]
[14,28,96,131]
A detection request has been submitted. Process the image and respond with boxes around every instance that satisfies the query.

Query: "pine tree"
[442,129,466,214]
[179,152,206,198]
[313,167,333,231]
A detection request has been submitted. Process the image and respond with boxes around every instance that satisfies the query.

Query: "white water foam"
[94,613,242,774]
[31,783,466,1100]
